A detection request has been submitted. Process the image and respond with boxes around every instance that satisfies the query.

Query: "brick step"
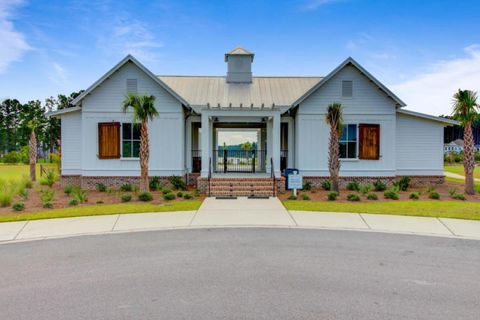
[210,182,274,188]
[210,178,274,182]
[210,190,275,197]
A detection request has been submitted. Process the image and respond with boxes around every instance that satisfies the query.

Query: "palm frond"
[325,102,343,135]
[452,89,478,126]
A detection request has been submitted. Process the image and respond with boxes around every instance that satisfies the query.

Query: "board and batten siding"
[295,64,397,177]
[79,61,185,177]
[396,113,444,176]
[61,111,82,175]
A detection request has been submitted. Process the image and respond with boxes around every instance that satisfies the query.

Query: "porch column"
[287,118,294,168]
[266,119,272,173]
[272,113,281,176]
[200,113,210,177]
[186,117,192,173]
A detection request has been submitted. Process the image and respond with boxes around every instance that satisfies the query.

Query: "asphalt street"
[1,228,479,319]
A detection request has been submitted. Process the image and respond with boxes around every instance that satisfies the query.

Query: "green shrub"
[288,193,297,200]
[149,176,163,191]
[302,181,312,191]
[394,176,411,191]
[409,192,420,200]
[359,184,372,195]
[321,180,331,191]
[183,193,192,199]
[121,194,132,202]
[448,188,458,197]
[19,188,28,200]
[163,192,176,200]
[2,150,21,164]
[176,191,184,198]
[96,183,107,192]
[347,193,360,201]
[40,188,55,206]
[162,187,172,195]
[40,169,57,187]
[106,188,115,194]
[429,191,440,200]
[20,176,33,189]
[452,193,466,201]
[192,189,200,197]
[373,179,387,191]
[0,182,14,207]
[346,180,360,191]
[64,185,74,195]
[327,191,338,201]
[384,189,399,200]
[366,193,378,200]
[138,192,153,202]
[426,186,436,193]
[43,202,53,209]
[71,188,88,203]
[96,200,104,204]
[302,194,311,200]
[120,183,133,192]
[12,202,25,211]
[68,199,78,206]
[168,176,186,191]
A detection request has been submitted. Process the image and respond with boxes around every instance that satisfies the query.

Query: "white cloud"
[97,18,162,62]
[301,0,342,11]
[0,0,31,73]
[48,62,67,85]
[390,45,480,116]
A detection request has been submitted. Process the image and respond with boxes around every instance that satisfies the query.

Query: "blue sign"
[288,174,303,190]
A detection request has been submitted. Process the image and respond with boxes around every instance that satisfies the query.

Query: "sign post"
[288,172,303,196]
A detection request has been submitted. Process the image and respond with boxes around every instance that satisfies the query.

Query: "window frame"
[121,123,141,159]
[339,123,359,160]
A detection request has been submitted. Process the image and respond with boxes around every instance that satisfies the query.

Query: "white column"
[186,118,192,173]
[266,119,272,173]
[272,113,281,176]
[287,118,294,168]
[201,113,210,177]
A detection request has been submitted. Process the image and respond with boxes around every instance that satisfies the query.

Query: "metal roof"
[396,109,459,126]
[158,76,322,110]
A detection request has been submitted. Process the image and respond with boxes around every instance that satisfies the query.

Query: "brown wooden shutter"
[359,124,380,160]
[98,122,120,159]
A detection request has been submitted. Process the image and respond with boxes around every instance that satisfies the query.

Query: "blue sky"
[1,0,480,115]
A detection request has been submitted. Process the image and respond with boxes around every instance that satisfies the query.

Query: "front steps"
[208,177,276,198]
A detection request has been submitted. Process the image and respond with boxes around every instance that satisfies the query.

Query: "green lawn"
[283,201,480,221]
[0,163,57,181]
[0,200,202,223]
[444,164,480,179]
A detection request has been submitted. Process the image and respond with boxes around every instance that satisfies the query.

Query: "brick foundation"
[61,175,186,190]
[196,176,286,194]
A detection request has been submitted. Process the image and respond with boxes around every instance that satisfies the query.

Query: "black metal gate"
[213,149,266,173]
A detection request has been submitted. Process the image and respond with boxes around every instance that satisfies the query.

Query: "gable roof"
[159,76,321,110]
[70,55,189,107]
[396,108,459,125]
[292,57,407,108]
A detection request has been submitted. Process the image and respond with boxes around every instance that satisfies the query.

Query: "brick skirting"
[61,175,185,190]
[303,175,445,189]
[196,176,286,194]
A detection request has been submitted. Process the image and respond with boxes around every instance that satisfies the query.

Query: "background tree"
[452,89,479,194]
[241,141,252,157]
[122,93,158,192]
[325,102,343,192]
[28,120,39,181]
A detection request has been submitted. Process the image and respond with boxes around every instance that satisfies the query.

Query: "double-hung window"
[339,124,357,159]
[122,123,140,158]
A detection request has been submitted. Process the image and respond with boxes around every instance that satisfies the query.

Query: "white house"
[444,139,464,154]
[49,47,457,195]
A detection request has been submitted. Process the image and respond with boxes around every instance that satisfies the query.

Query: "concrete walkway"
[444,171,480,182]
[1,197,480,243]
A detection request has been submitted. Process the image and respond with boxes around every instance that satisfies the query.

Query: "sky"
[1,0,480,116]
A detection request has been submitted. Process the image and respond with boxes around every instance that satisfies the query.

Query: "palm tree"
[452,89,478,195]
[122,93,158,192]
[325,103,343,192]
[241,141,252,157]
[28,120,39,181]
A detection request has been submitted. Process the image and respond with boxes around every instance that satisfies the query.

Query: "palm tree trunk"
[139,121,150,192]
[328,127,340,192]
[463,122,475,195]
[29,130,37,181]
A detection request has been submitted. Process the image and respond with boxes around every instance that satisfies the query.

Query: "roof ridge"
[158,75,323,78]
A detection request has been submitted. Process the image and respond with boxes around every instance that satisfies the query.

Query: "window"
[98,122,120,159]
[342,80,353,97]
[340,124,357,159]
[126,79,138,93]
[122,123,140,158]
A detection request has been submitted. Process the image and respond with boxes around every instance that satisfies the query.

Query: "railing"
[270,157,276,197]
[213,149,266,173]
[191,149,201,173]
[280,149,288,174]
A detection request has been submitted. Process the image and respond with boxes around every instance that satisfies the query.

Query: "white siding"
[396,113,444,176]
[296,65,397,176]
[79,61,184,176]
[61,111,82,174]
